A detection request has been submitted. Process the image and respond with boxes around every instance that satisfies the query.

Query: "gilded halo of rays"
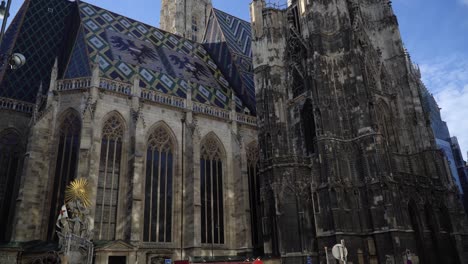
[65,178,91,208]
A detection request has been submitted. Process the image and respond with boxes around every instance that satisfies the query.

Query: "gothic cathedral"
[0,0,467,264]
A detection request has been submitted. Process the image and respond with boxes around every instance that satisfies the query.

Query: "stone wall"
[251,0,468,263]
[7,68,258,263]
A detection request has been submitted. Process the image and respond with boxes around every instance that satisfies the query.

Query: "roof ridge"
[212,7,251,25]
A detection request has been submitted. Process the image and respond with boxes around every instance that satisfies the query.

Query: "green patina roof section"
[77,1,239,110]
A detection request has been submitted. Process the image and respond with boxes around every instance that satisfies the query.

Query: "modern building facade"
[420,85,468,212]
[250,0,468,264]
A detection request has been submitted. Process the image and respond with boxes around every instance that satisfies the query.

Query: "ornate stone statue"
[56,178,94,264]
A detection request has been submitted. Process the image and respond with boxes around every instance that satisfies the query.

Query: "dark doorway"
[109,256,127,264]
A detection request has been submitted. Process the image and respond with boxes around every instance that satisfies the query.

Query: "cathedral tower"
[251,0,468,263]
[160,0,212,42]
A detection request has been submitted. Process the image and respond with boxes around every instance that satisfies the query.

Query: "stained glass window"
[0,130,21,241]
[200,135,224,244]
[95,115,124,240]
[48,111,81,240]
[144,126,174,243]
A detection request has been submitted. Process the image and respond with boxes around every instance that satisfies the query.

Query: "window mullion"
[149,148,155,242]
[99,138,110,240]
[108,138,118,240]
[163,149,168,242]
[156,148,162,241]
[66,134,76,184]
[204,158,209,243]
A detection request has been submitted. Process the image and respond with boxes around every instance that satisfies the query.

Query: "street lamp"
[0,1,7,19]
[0,0,26,70]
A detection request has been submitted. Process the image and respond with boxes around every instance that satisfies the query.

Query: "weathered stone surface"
[251,0,468,263]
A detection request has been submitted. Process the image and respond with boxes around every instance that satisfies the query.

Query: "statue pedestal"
[58,233,94,264]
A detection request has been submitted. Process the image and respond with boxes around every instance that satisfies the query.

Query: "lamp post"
[0,0,12,46]
[0,0,26,70]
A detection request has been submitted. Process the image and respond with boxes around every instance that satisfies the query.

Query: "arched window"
[247,142,261,250]
[200,135,224,244]
[301,99,316,155]
[95,115,124,240]
[0,130,21,241]
[48,111,81,240]
[144,125,174,243]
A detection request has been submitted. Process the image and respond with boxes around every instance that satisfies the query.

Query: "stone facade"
[250,0,468,263]
[2,63,257,263]
[160,0,212,42]
[0,0,258,263]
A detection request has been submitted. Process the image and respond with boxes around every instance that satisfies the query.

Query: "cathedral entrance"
[109,256,127,264]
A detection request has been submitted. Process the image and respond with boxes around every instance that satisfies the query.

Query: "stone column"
[85,61,101,234]
[130,73,146,242]
[183,86,199,255]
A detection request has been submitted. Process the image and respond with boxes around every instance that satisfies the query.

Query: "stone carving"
[132,103,146,128]
[56,178,94,264]
[82,92,97,120]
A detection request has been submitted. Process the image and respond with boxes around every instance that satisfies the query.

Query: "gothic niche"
[48,111,81,240]
[301,99,317,155]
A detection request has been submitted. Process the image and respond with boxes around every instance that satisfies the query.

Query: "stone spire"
[160,0,212,42]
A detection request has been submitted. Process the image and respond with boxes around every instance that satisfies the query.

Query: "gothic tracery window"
[95,115,124,240]
[144,125,174,243]
[247,142,261,248]
[200,135,224,244]
[0,130,21,241]
[48,112,81,239]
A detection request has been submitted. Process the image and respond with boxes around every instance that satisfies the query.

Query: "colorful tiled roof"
[67,1,247,111]
[203,8,255,114]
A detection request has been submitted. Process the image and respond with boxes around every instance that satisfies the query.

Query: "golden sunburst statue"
[65,178,91,208]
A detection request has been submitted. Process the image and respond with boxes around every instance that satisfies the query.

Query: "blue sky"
[6,0,468,159]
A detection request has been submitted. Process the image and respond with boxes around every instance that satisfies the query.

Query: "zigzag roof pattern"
[203,8,255,114]
[63,1,253,112]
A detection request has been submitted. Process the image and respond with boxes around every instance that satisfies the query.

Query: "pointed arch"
[200,132,225,244]
[48,109,82,240]
[200,132,226,160]
[143,122,177,243]
[146,121,178,151]
[0,128,23,241]
[95,113,125,240]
